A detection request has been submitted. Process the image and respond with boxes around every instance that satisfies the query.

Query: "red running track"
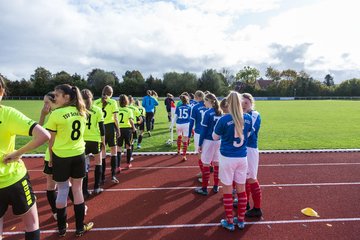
[2,152,360,239]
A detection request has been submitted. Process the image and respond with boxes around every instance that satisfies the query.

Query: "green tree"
[281,69,298,81]
[163,72,197,96]
[335,78,360,96]
[198,69,227,96]
[120,70,145,96]
[235,66,260,88]
[323,74,334,86]
[30,67,52,95]
[87,69,117,95]
[265,66,281,81]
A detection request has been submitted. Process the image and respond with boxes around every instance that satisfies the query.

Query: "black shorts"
[85,141,101,155]
[118,128,133,147]
[0,174,36,217]
[43,161,53,175]
[52,152,85,182]
[105,123,116,147]
[139,117,145,131]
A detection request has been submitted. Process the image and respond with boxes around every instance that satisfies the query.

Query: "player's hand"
[3,151,22,164]
[198,146,202,153]
[41,103,51,116]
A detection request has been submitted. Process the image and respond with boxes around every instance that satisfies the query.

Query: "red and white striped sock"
[202,166,210,189]
[236,192,247,222]
[250,181,262,208]
[177,136,182,152]
[223,193,234,223]
[198,159,203,172]
[213,165,219,186]
[182,141,188,156]
[246,182,251,203]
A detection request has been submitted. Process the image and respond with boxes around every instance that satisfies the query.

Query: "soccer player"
[190,91,208,175]
[0,76,50,240]
[242,93,262,217]
[94,85,120,184]
[170,95,191,161]
[127,95,142,155]
[81,89,105,195]
[213,91,252,231]
[46,84,93,237]
[135,100,145,149]
[117,95,136,170]
[164,93,175,122]
[142,90,158,136]
[194,93,222,196]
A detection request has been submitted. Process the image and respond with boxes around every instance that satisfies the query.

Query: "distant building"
[255,78,274,90]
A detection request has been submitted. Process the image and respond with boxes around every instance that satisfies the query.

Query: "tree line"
[1,66,360,97]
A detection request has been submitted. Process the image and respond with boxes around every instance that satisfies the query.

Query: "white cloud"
[0,0,359,83]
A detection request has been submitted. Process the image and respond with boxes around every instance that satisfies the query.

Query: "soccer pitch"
[3,99,360,153]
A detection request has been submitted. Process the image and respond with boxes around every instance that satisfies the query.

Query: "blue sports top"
[175,104,192,124]
[142,95,159,113]
[199,108,222,146]
[190,101,208,134]
[214,113,252,158]
[247,110,261,148]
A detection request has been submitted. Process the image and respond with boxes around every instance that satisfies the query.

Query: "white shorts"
[201,139,220,164]
[246,147,259,179]
[219,154,248,186]
[194,133,200,153]
[176,123,190,137]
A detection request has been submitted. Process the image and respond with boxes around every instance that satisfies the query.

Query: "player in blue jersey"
[194,93,222,196]
[242,93,262,217]
[213,91,253,231]
[170,95,192,161]
[142,90,158,136]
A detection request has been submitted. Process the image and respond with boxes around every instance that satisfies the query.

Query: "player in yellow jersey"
[93,85,120,184]
[46,84,93,237]
[117,95,136,170]
[127,95,142,155]
[0,76,50,240]
[135,99,146,149]
[81,89,105,195]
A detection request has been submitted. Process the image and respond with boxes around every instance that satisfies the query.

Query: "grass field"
[3,99,360,153]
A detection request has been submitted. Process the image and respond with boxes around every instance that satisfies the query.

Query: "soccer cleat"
[197,177,203,183]
[111,176,119,184]
[245,208,263,218]
[148,131,151,137]
[194,187,208,196]
[58,223,68,237]
[126,163,132,169]
[137,144,141,149]
[75,222,94,237]
[196,172,202,178]
[182,156,187,161]
[233,217,245,230]
[53,213,57,221]
[213,185,219,193]
[130,157,134,162]
[93,188,104,195]
[233,198,238,208]
[220,219,235,231]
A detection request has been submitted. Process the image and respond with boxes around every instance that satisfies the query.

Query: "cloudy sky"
[0,0,359,83]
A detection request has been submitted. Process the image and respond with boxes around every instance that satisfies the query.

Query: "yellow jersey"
[93,98,119,124]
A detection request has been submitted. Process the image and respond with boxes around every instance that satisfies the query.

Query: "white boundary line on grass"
[31,182,360,194]
[22,149,360,158]
[3,217,360,235]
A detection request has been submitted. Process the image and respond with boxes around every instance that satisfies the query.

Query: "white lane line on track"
[3,217,360,235]
[32,182,360,194]
[26,162,360,172]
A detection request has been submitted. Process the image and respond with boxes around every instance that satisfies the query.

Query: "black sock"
[46,190,57,213]
[94,165,102,189]
[82,172,89,195]
[74,203,85,231]
[56,207,67,230]
[138,135,143,144]
[101,158,106,181]
[68,186,74,202]
[111,155,116,177]
[117,152,121,169]
[126,149,132,164]
[25,229,40,240]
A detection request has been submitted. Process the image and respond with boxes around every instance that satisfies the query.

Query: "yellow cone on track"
[301,208,320,217]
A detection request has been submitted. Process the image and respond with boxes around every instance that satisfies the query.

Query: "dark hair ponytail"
[205,93,222,116]
[55,84,87,117]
